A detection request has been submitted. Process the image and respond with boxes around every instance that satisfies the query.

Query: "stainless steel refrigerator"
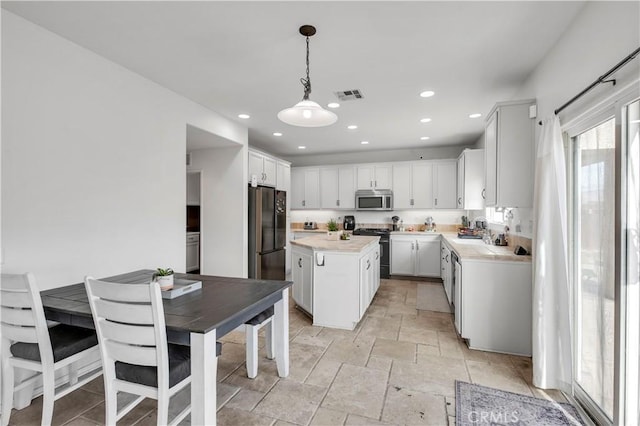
[248,186,286,280]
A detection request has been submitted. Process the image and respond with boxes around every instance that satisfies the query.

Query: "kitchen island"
[291,234,380,330]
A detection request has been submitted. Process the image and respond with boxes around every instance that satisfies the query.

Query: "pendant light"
[278,25,337,127]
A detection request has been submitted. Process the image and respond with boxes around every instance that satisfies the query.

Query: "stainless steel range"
[352,228,390,278]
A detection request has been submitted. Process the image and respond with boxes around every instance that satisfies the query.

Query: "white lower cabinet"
[440,241,452,304]
[390,234,441,277]
[291,242,379,330]
[457,259,532,356]
[291,250,313,314]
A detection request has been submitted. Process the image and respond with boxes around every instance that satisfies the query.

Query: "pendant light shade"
[278,25,337,127]
[278,100,337,127]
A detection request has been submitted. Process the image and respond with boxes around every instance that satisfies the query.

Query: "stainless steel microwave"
[355,189,393,211]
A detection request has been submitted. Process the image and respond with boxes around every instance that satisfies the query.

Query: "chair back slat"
[1,306,37,327]
[1,322,39,343]
[104,340,157,366]
[98,318,156,346]
[85,276,169,386]
[87,280,153,303]
[93,298,154,325]
[0,274,52,360]
[0,290,33,308]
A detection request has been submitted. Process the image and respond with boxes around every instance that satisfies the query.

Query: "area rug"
[416,282,452,313]
[456,381,585,425]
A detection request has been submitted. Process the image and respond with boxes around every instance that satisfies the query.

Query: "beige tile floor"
[6,279,566,426]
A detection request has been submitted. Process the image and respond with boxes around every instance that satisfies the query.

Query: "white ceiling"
[3,1,585,157]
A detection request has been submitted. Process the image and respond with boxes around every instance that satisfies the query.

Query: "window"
[566,91,640,425]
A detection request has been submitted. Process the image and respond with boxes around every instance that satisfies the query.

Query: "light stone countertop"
[291,234,379,252]
[441,233,532,263]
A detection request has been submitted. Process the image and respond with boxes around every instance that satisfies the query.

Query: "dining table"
[39,269,292,425]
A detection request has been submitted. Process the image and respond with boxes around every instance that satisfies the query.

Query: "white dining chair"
[1,273,102,426]
[84,276,220,425]
[244,307,275,379]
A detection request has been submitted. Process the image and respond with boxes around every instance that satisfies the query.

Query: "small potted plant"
[326,218,342,240]
[153,267,174,291]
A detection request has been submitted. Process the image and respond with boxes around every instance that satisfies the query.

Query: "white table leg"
[274,288,289,377]
[190,330,217,425]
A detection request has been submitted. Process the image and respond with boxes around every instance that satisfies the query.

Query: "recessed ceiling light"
[347,125,358,130]
[327,102,340,109]
[469,113,482,118]
[361,141,369,145]
[273,132,283,137]
[298,146,306,150]
[238,113,250,119]
[420,118,432,123]
[420,136,430,141]
[420,91,435,98]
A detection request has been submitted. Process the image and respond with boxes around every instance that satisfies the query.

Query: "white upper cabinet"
[393,161,455,210]
[457,149,484,210]
[338,167,356,209]
[319,166,356,209]
[248,149,277,187]
[320,168,339,209]
[291,167,320,209]
[356,164,392,190]
[484,99,536,208]
[392,162,434,209]
[276,160,291,192]
[433,161,457,209]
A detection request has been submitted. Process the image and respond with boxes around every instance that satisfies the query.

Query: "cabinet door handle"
[410,198,414,206]
[458,197,462,205]
[375,180,377,187]
[366,259,371,270]
[411,242,415,250]
[302,200,306,207]
[336,199,340,207]
[482,188,486,199]
[434,198,438,206]
[370,180,373,187]
[298,258,302,268]
[445,254,449,262]
[416,241,419,250]
[376,252,379,260]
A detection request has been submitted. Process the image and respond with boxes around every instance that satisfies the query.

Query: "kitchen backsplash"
[290,209,465,230]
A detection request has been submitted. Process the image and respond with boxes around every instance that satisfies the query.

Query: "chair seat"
[115,342,222,388]
[10,323,98,363]
[245,306,274,325]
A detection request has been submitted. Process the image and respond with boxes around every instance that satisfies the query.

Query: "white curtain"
[532,115,572,391]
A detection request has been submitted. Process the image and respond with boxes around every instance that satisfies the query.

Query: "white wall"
[1,11,248,289]
[281,145,468,167]
[505,2,639,242]
[516,1,639,123]
[188,146,248,277]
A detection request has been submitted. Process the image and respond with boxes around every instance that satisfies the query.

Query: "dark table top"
[41,269,292,343]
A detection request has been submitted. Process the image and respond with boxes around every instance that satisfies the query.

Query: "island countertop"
[291,234,379,252]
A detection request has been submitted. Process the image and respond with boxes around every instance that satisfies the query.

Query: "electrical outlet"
[515,222,522,233]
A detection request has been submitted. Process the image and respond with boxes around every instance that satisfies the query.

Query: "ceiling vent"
[334,89,364,101]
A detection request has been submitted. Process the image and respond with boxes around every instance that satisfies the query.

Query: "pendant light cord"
[300,36,311,100]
